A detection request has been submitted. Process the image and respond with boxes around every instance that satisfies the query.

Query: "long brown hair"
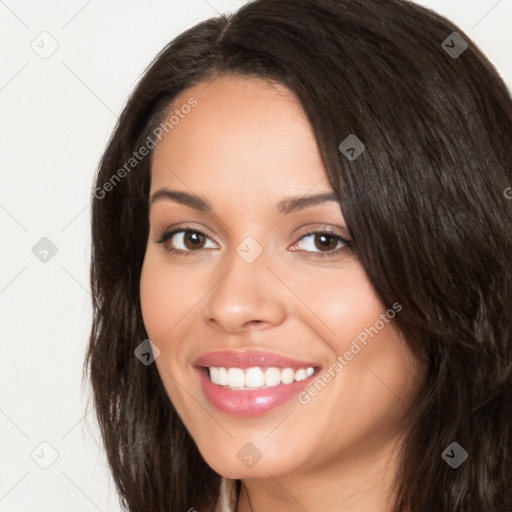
[85,1,512,510]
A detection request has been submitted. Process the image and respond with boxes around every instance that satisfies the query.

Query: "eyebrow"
[149,189,340,214]
[150,189,212,212]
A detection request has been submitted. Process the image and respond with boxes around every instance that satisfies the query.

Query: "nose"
[202,249,287,334]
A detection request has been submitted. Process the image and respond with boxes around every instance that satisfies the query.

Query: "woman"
[85,0,512,511]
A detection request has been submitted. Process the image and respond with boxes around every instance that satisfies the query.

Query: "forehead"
[150,75,329,202]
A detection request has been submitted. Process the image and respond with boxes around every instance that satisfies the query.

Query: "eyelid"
[293,224,350,240]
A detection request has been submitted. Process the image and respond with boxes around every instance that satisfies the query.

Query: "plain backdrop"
[1,1,511,510]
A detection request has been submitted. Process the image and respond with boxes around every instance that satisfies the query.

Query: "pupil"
[316,234,336,251]
[185,231,204,250]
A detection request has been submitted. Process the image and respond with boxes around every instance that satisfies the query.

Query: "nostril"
[246,320,265,326]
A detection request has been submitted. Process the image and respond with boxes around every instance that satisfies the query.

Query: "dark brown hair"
[85,1,512,511]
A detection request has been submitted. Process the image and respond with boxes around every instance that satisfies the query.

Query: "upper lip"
[193,350,319,369]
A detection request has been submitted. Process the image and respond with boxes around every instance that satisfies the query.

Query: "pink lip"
[193,350,318,370]
[193,350,320,417]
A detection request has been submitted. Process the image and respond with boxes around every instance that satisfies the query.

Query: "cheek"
[139,252,203,341]
[289,262,388,347]
[288,263,418,405]
[139,258,169,340]
[139,254,196,408]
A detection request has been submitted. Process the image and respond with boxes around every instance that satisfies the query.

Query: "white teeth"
[280,368,295,385]
[245,367,265,388]
[218,367,229,385]
[209,367,219,383]
[265,367,281,387]
[227,368,245,388]
[294,369,307,381]
[207,366,316,390]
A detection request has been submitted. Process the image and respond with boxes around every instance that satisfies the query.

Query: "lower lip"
[196,367,317,417]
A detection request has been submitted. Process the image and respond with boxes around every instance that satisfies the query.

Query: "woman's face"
[140,76,425,479]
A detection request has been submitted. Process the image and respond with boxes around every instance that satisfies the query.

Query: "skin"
[140,75,426,512]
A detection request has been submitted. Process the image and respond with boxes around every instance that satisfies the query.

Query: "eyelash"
[155,225,353,258]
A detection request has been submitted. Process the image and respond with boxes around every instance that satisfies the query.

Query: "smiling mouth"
[202,365,319,390]
[193,350,322,415]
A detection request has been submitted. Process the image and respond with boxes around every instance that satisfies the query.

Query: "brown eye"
[183,231,206,250]
[156,228,218,255]
[290,230,352,257]
[314,233,339,252]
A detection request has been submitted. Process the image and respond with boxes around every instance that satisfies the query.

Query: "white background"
[1,1,511,510]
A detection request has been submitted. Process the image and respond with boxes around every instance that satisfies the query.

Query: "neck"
[235,436,404,512]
